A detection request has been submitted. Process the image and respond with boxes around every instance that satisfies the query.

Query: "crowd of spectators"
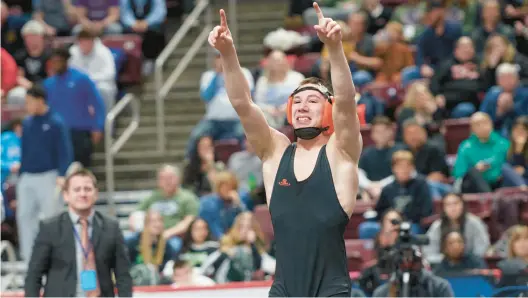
[2,0,528,295]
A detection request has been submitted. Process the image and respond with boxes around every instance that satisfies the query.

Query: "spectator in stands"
[186,51,254,158]
[375,150,433,234]
[228,138,263,195]
[183,135,225,196]
[446,0,479,34]
[402,119,451,199]
[254,50,305,129]
[1,48,18,100]
[433,230,488,275]
[359,116,402,199]
[1,1,26,56]
[171,259,215,287]
[496,224,528,287]
[397,82,445,149]
[358,209,402,295]
[3,0,32,19]
[508,116,528,183]
[17,85,73,263]
[373,21,415,84]
[199,171,252,239]
[502,0,528,26]
[199,212,275,283]
[390,0,426,42]
[176,218,219,268]
[423,193,490,264]
[514,18,528,56]
[1,118,22,221]
[7,21,50,105]
[430,37,482,119]
[127,210,175,273]
[471,0,515,54]
[480,63,528,137]
[300,0,358,27]
[69,28,117,113]
[412,0,463,80]
[74,0,122,35]
[317,13,376,87]
[33,0,76,36]
[453,112,525,193]
[44,47,106,168]
[131,164,199,255]
[361,0,392,35]
[480,34,528,89]
[120,0,167,76]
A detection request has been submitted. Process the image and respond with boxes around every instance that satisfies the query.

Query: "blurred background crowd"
[1,0,528,296]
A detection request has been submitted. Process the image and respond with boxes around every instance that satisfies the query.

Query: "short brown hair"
[77,27,96,40]
[299,77,333,93]
[371,116,392,127]
[213,171,238,192]
[64,168,97,191]
[391,150,414,166]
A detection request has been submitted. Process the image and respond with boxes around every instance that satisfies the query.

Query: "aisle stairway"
[91,1,288,191]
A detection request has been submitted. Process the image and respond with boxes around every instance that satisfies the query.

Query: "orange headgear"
[286,84,335,136]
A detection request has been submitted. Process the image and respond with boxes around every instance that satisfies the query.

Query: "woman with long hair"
[179,218,219,267]
[496,225,528,288]
[423,193,490,263]
[182,135,224,195]
[481,34,528,89]
[397,81,445,150]
[508,116,528,183]
[198,212,276,283]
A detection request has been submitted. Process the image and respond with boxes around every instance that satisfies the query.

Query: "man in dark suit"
[25,168,133,297]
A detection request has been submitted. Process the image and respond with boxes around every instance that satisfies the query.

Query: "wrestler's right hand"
[208,9,233,54]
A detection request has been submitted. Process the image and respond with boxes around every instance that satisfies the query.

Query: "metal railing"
[0,241,18,291]
[105,94,140,216]
[154,0,238,153]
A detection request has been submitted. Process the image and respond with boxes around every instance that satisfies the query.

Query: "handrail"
[105,93,140,216]
[0,241,17,291]
[154,0,211,153]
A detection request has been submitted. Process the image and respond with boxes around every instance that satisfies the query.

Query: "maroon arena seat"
[214,139,242,164]
[360,82,405,108]
[254,205,274,242]
[293,53,320,76]
[344,201,374,239]
[345,239,375,271]
[53,34,143,85]
[443,118,471,155]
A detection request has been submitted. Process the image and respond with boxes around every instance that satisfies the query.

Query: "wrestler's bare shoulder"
[260,128,291,205]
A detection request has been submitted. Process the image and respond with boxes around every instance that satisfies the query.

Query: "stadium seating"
[52,34,143,85]
[214,139,242,164]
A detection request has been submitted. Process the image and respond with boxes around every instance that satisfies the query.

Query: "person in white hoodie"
[69,27,117,113]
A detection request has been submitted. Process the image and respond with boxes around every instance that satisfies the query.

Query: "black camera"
[393,220,430,248]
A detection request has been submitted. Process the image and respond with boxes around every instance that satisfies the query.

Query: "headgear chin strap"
[286,84,334,140]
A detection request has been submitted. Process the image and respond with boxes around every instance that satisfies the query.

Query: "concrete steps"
[91,0,288,191]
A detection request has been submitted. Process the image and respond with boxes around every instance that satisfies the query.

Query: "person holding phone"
[453,112,526,193]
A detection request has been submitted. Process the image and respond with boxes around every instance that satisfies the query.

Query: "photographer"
[372,222,454,297]
[359,209,403,296]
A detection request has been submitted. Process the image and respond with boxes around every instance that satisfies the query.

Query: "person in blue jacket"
[17,85,74,263]
[0,118,22,220]
[43,47,106,168]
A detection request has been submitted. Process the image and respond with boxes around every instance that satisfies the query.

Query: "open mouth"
[296,116,311,123]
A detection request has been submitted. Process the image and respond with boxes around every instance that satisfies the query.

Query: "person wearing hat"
[17,85,73,264]
[43,47,106,168]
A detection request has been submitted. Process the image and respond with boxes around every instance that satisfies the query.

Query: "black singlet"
[268,144,351,297]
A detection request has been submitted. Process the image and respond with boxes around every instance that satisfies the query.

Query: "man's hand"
[91,131,102,144]
[208,9,234,54]
[435,95,446,108]
[475,161,490,172]
[420,64,434,78]
[17,76,32,89]
[132,21,148,33]
[92,22,105,34]
[45,25,57,36]
[228,190,240,205]
[56,177,65,188]
[10,162,20,174]
[313,2,342,48]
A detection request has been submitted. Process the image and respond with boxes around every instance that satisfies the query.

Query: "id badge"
[80,270,97,291]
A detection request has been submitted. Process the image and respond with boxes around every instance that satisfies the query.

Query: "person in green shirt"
[453,112,525,192]
[127,164,200,254]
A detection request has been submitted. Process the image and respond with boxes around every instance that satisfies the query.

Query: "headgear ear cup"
[321,97,334,136]
[286,96,294,125]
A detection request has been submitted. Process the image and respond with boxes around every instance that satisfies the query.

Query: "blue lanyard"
[72,226,93,260]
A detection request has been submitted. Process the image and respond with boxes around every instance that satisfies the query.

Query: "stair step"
[97,178,157,191]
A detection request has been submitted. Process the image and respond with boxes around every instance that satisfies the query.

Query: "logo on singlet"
[278,179,290,186]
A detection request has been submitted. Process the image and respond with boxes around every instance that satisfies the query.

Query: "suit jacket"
[25,211,133,297]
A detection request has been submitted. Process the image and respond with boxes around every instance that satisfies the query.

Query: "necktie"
[79,218,101,297]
